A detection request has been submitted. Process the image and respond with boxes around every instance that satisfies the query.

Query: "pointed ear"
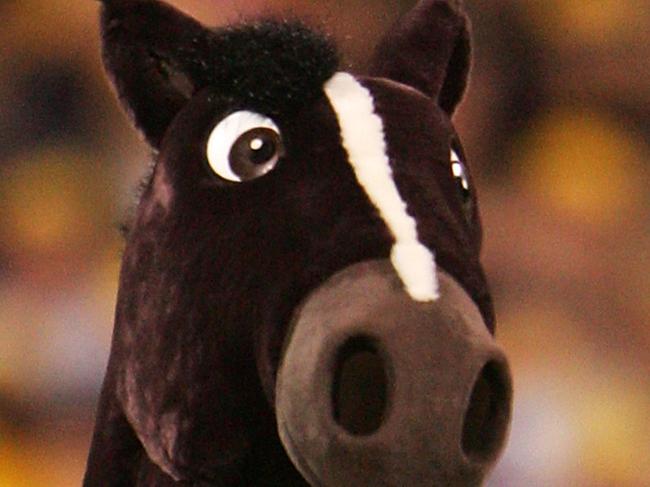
[100,0,215,148]
[369,0,471,115]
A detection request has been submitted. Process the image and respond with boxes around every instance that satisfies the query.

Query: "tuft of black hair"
[100,0,339,145]
[204,20,340,116]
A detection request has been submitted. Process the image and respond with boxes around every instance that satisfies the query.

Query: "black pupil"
[228,127,282,181]
[452,161,471,203]
[457,177,470,201]
[242,129,277,165]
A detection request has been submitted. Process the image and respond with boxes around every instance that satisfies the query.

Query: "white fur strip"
[324,72,439,302]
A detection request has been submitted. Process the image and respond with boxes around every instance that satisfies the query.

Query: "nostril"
[332,335,389,436]
[462,360,511,462]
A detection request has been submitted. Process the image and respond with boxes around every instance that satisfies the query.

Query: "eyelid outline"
[206,110,281,183]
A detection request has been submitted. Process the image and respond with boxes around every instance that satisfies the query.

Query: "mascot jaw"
[276,259,512,487]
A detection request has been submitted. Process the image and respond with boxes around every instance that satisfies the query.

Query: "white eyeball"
[206,111,284,183]
[451,148,470,201]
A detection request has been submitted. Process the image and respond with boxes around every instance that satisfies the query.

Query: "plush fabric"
[323,72,440,302]
[277,262,510,486]
[85,1,508,485]
[369,0,471,114]
[101,0,338,148]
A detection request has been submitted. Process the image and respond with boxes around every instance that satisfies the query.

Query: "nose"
[276,260,512,486]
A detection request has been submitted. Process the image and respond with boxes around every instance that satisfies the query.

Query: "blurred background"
[1,0,648,485]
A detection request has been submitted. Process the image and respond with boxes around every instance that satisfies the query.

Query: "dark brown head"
[88,0,512,485]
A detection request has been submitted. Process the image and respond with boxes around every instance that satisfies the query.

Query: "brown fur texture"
[85,1,501,485]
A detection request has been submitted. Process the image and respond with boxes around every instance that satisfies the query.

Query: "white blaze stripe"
[324,72,439,302]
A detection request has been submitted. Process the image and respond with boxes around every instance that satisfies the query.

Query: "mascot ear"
[100,0,214,148]
[369,0,471,115]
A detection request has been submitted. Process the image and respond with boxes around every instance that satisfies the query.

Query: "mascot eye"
[207,111,285,182]
[450,149,471,204]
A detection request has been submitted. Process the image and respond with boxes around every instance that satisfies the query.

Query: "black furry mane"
[101,0,340,146]
[206,20,340,115]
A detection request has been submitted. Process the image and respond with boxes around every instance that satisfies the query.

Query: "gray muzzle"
[276,260,512,486]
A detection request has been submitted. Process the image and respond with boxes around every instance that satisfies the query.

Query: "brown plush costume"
[84,1,512,485]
